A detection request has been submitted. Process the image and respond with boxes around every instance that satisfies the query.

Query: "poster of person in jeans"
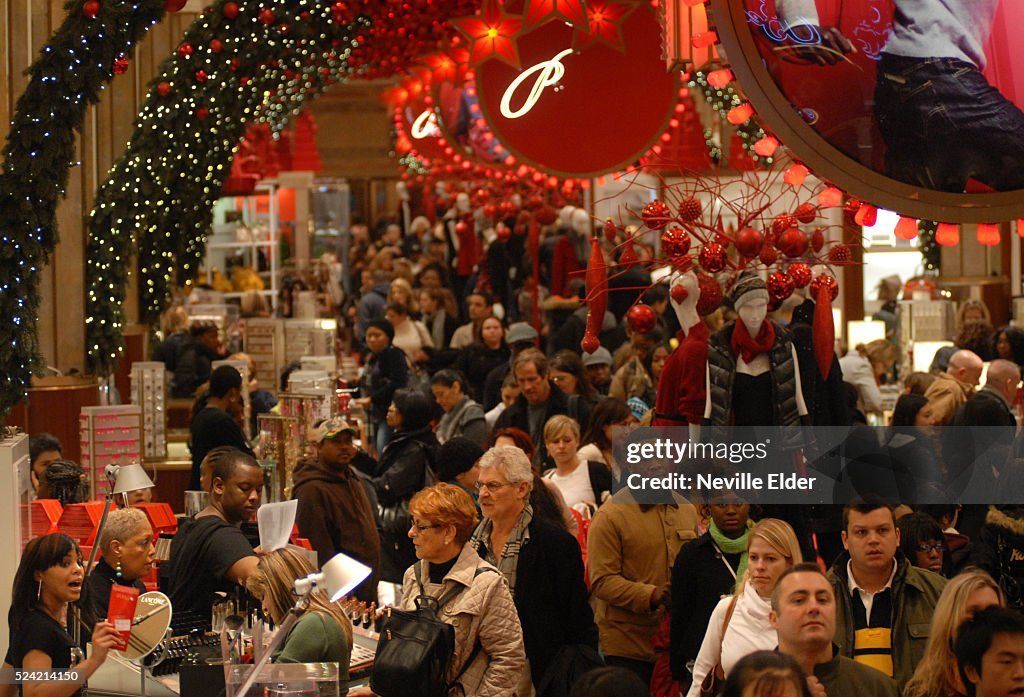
[747,0,1024,194]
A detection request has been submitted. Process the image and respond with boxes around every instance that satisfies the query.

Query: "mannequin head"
[571,208,591,236]
[739,299,769,337]
[670,271,701,332]
[730,272,770,336]
[455,192,471,214]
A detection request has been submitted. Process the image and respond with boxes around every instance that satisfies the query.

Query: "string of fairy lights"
[688,68,772,167]
[84,0,364,374]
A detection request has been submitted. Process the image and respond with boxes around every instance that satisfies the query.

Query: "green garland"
[0,0,166,414]
[918,220,939,272]
[85,0,362,374]
[688,69,772,167]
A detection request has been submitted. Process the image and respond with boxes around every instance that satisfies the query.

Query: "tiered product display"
[898,299,956,375]
[278,393,330,457]
[79,405,143,498]
[283,319,337,363]
[130,361,168,459]
[256,414,302,501]
[243,318,283,390]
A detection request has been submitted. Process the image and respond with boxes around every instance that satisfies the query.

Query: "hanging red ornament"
[789,262,812,288]
[843,198,862,216]
[660,227,691,258]
[113,55,129,75]
[222,1,238,17]
[483,204,497,219]
[620,233,639,267]
[626,304,657,334]
[795,203,817,224]
[828,244,854,265]
[196,107,210,120]
[767,271,795,303]
[810,274,839,302]
[164,0,186,10]
[259,8,275,24]
[699,243,727,272]
[156,81,172,97]
[935,222,960,247]
[209,39,223,53]
[759,244,779,266]
[582,234,609,351]
[771,213,796,236]
[177,42,194,59]
[810,228,825,253]
[696,273,724,316]
[670,283,689,305]
[735,228,763,258]
[678,197,702,223]
[194,69,208,83]
[603,219,617,243]
[777,228,808,258]
[581,331,600,354]
[454,221,468,235]
[82,0,101,18]
[642,200,672,230]
[536,207,558,225]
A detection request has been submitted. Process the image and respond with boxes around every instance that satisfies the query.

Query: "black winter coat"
[455,343,510,402]
[172,340,221,398]
[474,516,598,687]
[360,344,409,421]
[370,426,438,582]
[494,384,594,466]
[972,506,1024,610]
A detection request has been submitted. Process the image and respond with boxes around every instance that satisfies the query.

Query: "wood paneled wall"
[0,1,199,373]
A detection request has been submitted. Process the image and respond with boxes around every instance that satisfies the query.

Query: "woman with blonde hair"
[247,546,353,672]
[903,570,1005,697]
[541,415,612,514]
[686,519,803,697]
[839,339,899,413]
[388,277,419,316]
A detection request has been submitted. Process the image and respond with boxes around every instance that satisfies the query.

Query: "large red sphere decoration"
[209,39,223,53]
[670,283,688,305]
[735,228,763,258]
[164,0,187,11]
[82,0,101,18]
[196,107,210,121]
[759,244,779,266]
[767,271,795,302]
[626,304,658,334]
[696,273,724,316]
[194,70,208,83]
[771,214,796,236]
[156,81,172,97]
[777,228,808,258]
[581,330,600,354]
[828,244,854,265]
[795,203,817,224]
[642,201,672,230]
[223,1,239,18]
[788,262,812,288]
[699,243,727,272]
[113,55,129,75]
[455,221,469,235]
[679,197,702,223]
[496,223,511,242]
[660,227,691,258]
[475,7,679,177]
[810,274,839,302]
[177,42,194,59]
[259,8,275,24]
[536,207,558,225]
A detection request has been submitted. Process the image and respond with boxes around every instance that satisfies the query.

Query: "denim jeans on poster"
[874,52,1024,192]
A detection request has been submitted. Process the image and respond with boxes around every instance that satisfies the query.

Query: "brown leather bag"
[698,595,740,697]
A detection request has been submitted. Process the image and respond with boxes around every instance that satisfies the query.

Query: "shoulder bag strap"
[446,568,499,693]
[713,595,740,681]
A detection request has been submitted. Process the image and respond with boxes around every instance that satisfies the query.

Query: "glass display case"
[226,661,340,697]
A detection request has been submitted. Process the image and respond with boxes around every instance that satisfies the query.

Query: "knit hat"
[582,347,612,367]
[729,271,769,311]
[506,322,539,345]
[436,437,486,482]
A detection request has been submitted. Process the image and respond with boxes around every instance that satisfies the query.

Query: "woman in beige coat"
[401,483,527,696]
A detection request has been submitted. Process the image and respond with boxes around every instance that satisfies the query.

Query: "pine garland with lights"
[688,69,772,167]
[85,0,362,373]
[0,0,166,413]
[919,220,939,272]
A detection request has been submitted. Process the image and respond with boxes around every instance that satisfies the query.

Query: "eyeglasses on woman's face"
[409,519,442,534]
[916,541,946,554]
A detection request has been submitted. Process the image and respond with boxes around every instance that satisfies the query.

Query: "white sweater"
[685,583,777,697]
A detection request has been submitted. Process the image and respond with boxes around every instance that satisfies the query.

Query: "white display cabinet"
[130,361,168,459]
[80,406,143,498]
[0,432,31,662]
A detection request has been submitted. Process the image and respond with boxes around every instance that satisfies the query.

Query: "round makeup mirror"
[122,591,172,662]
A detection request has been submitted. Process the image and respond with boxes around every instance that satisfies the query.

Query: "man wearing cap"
[583,347,614,396]
[292,418,381,602]
[482,321,539,411]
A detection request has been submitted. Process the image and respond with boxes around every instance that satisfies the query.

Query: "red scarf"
[731,319,775,363]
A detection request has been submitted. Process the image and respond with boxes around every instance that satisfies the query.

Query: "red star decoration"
[424,48,471,85]
[523,0,589,31]
[451,0,524,69]
[573,0,638,52]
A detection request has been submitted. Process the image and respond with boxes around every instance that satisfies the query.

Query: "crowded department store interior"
[2,0,1024,695]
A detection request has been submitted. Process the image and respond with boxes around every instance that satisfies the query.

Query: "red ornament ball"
[660,227,691,259]
[778,228,809,259]
[603,219,617,243]
[810,228,825,253]
[679,197,702,223]
[164,0,186,11]
[696,273,724,316]
[177,42,194,59]
[82,0,101,18]
[767,272,795,303]
[699,243,727,273]
[626,304,658,334]
[794,203,817,224]
[771,213,797,236]
[843,198,863,217]
[113,55,128,75]
[156,81,172,97]
[735,228,764,258]
[331,1,347,18]
[810,274,839,302]
[258,8,275,24]
[483,204,497,219]
[194,69,207,83]
[222,1,239,18]
[209,39,223,53]
[196,107,210,121]
[828,244,854,266]
[642,201,672,230]
[454,221,468,235]
[495,223,511,242]
[759,244,779,266]
[788,262,813,288]
[581,331,600,354]
[536,207,558,226]
[670,283,689,305]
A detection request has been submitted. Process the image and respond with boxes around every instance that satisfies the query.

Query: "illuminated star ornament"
[523,0,589,31]
[574,0,638,51]
[452,0,525,68]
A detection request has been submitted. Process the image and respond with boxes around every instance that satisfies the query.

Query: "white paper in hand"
[257,500,298,552]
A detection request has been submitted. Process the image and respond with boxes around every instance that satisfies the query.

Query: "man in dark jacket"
[189,366,254,490]
[483,322,538,411]
[494,348,593,466]
[826,499,947,690]
[292,418,381,602]
[173,322,224,398]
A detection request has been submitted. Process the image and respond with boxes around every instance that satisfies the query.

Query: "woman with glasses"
[469,445,598,695]
[898,512,948,577]
[80,508,155,631]
[387,483,525,696]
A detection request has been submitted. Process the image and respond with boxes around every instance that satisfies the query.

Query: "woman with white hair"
[469,446,598,694]
[80,508,155,631]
